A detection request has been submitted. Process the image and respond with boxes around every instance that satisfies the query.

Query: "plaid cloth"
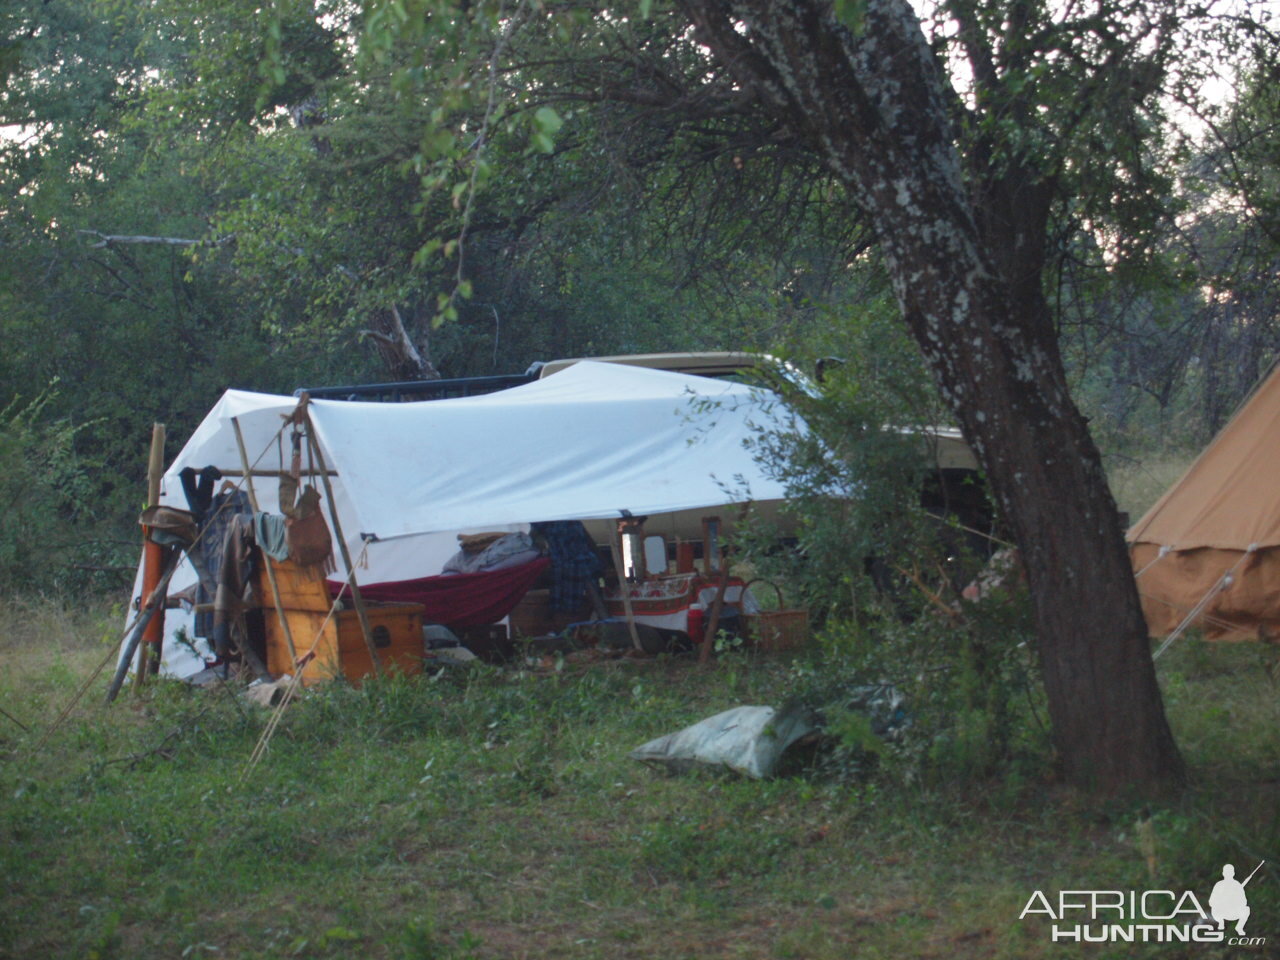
[533,521,603,614]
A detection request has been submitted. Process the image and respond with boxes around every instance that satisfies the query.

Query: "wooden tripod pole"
[231,417,299,665]
[302,407,381,674]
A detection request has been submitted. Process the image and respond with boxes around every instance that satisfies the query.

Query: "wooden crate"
[507,588,582,637]
[255,556,425,685]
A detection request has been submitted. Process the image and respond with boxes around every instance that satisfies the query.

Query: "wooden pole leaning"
[231,416,299,666]
[146,423,165,523]
[700,555,731,665]
[301,404,381,675]
[135,422,167,687]
[608,527,643,652]
[106,549,182,703]
[699,503,751,663]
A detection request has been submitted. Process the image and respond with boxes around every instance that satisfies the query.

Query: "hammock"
[328,557,550,627]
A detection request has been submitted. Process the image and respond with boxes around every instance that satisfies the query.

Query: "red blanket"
[327,557,549,627]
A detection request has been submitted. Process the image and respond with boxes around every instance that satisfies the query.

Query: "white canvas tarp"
[308,361,790,537]
[131,362,798,677]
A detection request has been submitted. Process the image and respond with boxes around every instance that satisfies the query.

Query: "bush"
[735,313,1048,787]
[0,387,99,591]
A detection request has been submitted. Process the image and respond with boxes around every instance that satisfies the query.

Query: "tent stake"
[302,407,382,674]
[231,416,299,666]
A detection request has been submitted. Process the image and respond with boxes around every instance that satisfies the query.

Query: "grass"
[1,595,1278,960]
[1104,446,1199,524]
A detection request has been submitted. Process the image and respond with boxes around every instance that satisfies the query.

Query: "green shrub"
[0,386,101,591]
[733,315,1049,788]
[777,586,1049,791]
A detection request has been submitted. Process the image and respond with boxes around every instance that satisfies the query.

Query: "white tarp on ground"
[629,704,818,779]
[130,362,797,678]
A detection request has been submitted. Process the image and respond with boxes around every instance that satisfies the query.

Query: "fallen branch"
[893,563,965,622]
[99,705,211,772]
[77,230,235,249]
[0,705,30,732]
[99,727,183,770]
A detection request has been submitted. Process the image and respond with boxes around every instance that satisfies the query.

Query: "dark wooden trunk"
[914,267,1183,790]
[682,0,1183,790]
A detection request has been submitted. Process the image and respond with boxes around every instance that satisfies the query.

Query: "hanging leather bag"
[279,432,336,577]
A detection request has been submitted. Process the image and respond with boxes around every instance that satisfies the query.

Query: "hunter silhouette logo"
[1019,860,1267,946]
[1209,861,1264,938]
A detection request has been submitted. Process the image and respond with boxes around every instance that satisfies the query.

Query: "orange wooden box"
[254,556,425,685]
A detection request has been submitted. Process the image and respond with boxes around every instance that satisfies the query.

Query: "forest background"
[2,0,1278,596]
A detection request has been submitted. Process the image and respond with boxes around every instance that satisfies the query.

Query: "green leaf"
[423,128,456,160]
[534,106,563,134]
[411,239,440,267]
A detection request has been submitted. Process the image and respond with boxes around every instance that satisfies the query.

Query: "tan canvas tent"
[1127,361,1280,641]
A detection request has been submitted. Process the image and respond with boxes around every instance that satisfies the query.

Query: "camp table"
[603,572,758,634]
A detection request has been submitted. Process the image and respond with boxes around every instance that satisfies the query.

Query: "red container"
[686,604,705,644]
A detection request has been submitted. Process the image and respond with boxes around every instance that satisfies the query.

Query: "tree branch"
[77,230,235,249]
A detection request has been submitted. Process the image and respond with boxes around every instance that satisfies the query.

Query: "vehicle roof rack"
[295,373,535,403]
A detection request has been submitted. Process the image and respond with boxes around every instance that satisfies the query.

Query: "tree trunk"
[361,304,441,381]
[682,0,1182,791]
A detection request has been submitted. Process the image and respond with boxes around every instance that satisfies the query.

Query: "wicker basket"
[742,580,809,651]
